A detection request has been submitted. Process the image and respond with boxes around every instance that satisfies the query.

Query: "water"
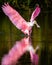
[0,2,52,65]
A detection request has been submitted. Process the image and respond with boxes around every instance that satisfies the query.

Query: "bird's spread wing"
[30,6,41,22]
[1,37,30,65]
[2,3,30,35]
[29,46,39,65]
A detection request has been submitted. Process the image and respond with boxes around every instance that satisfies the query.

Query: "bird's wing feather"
[30,6,41,22]
[2,3,29,34]
[1,37,29,65]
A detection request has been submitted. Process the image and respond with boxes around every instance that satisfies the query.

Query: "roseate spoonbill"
[2,3,40,35]
[1,37,39,65]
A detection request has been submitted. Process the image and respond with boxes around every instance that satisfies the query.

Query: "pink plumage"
[1,37,39,65]
[2,3,40,35]
[2,3,30,35]
[1,37,30,65]
[29,47,39,65]
[31,53,39,65]
[30,6,40,22]
[1,3,40,65]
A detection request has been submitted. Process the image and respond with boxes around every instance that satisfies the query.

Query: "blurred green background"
[0,0,52,65]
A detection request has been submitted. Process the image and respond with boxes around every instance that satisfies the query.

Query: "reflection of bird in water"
[1,37,30,65]
[1,3,41,65]
[1,37,40,65]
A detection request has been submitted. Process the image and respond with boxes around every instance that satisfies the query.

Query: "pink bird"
[1,37,39,65]
[1,3,40,65]
[2,3,40,35]
[1,37,30,65]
